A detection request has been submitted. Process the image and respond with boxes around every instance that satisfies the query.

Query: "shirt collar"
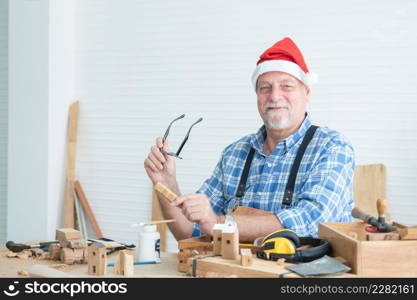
[251,113,312,155]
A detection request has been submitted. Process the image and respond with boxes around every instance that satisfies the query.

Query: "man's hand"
[144,137,176,186]
[172,193,218,235]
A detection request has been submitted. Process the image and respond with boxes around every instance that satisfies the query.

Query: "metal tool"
[351,198,397,232]
[6,240,59,253]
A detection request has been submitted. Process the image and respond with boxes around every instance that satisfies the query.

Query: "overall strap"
[235,147,255,198]
[281,125,319,208]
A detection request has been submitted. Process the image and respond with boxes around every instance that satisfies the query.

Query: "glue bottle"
[138,224,160,262]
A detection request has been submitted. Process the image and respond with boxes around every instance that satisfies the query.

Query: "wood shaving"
[6,251,18,258]
[17,270,29,277]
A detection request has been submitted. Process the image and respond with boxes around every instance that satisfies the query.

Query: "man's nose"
[269,86,284,102]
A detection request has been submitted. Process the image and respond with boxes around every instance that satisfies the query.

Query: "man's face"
[256,71,310,130]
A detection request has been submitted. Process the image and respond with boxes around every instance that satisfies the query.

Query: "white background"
[1,0,417,252]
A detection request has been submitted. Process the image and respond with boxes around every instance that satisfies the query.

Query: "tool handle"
[351,207,371,222]
[6,241,30,253]
[377,198,388,216]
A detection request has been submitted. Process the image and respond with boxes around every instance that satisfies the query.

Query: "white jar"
[138,224,160,262]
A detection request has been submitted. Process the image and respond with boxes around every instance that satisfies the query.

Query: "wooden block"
[221,227,239,260]
[365,232,400,241]
[88,243,107,276]
[48,244,62,261]
[60,248,75,265]
[115,250,134,276]
[56,228,81,247]
[399,227,417,240]
[240,248,252,266]
[68,239,88,249]
[154,182,178,202]
[213,227,224,255]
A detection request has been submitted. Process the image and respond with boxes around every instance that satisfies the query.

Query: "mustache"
[263,102,290,113]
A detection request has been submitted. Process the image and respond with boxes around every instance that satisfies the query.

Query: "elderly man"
[144,37,355,241]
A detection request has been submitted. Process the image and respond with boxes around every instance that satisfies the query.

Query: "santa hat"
[251,37,318,90]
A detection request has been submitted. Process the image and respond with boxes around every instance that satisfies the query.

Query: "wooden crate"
[318,222,417,277]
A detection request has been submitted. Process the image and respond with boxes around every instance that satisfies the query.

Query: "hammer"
[351,199,397,233]
[6,240,59,253]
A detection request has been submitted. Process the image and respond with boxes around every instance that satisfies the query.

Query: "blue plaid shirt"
[192,115,355,237]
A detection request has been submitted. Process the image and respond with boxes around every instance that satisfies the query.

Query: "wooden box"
[318,222,417,277]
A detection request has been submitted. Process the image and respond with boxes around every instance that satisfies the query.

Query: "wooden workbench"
[1,246,355,278]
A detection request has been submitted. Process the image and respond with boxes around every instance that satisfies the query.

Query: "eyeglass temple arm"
[162,114,185,142]
[176,117,203,156]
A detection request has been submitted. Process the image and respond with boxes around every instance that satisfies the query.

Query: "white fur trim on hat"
[251,60,317,90]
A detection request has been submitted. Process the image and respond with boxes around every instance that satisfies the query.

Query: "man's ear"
[304,85,311,103]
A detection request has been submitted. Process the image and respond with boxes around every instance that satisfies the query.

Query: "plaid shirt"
[192,115,355,237]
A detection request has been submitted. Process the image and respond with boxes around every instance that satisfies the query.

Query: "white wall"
[0,0,8,245]
[73,0,417,251]
[7,0,75,242]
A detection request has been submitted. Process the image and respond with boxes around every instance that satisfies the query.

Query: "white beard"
[266,114,290,129]
[263,102,291,129]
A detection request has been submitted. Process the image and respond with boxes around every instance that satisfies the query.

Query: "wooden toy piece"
[114,250,134,276]
[74,248,86,263]
[212,224,225,255]
[154,182,178,202]
[88,243,107,276]
[60,248,75,265]
[48,244,62,261]
[221,224,239,260]
[56,228,82,248]
[240,248,252,266]
[68,239,88,249]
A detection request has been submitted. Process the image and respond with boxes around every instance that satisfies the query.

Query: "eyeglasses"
[160,114,203,159]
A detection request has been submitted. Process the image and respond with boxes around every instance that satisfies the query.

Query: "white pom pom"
[304,72,318,86]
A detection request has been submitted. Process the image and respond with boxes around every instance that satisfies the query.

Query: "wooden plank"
[74,180,103,239]
[154,182,178,202]
[353,164,386,218]
[63,101,79,228]
[194,255,300,278]
[151,190,167,252]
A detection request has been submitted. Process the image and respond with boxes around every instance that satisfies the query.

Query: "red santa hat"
[251,37,318,89]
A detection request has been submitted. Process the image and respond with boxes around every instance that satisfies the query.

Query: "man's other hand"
[172,193,218,235]
[144,137,176,186]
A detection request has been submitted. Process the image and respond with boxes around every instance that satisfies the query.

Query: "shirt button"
[267,163,272,168]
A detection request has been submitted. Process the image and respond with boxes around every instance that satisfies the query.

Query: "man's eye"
[259,87,270,92]
[283,84,295,89]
